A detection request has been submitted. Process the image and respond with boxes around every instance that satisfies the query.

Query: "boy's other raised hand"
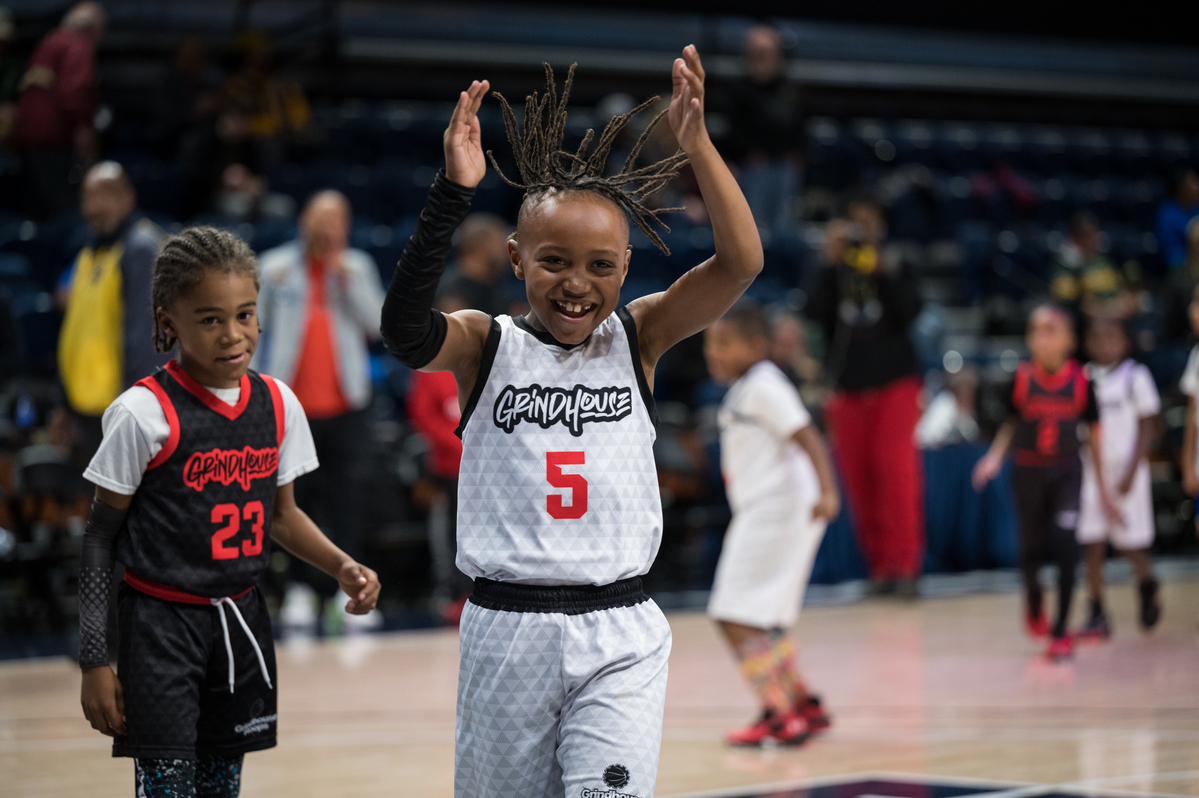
[444,79,490,188]
[669,45,710,155]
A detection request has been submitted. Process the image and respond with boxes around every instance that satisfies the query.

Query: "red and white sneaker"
[1045,634,1074,661]
[725,710,811,747]
[796,695,831,733]
[1025,612,1049,638]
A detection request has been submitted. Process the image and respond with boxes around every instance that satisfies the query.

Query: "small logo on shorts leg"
[234,699,277,736]
[579,764,637,798]
[603,765,630,788]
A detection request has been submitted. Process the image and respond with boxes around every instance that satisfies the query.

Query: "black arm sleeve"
[380,170,476,369]
[78,498,128,669]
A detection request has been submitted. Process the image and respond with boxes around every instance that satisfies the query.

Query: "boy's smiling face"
[509,192,630,346]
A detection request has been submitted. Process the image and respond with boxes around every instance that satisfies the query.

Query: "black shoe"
[866,578,896,597]
[1078,609,1111,641]
[1139,579,1161,630]
[895,577,920,599]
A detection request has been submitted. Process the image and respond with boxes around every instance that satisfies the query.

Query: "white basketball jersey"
[455,309,662,585]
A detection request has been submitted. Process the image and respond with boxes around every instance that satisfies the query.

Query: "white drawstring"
[211,596,273,694]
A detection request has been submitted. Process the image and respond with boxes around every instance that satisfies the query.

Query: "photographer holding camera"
[807,193,925,597]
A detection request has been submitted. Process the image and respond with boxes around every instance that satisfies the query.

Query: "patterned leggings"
[134,755,244,797]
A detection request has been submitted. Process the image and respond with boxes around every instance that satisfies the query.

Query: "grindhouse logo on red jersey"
[183,446,279,492]
[493,383,632,437]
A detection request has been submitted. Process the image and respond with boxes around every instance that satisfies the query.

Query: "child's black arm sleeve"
[381,170,476,369]
[78,498,128,669]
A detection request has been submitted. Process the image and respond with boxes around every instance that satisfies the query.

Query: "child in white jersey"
[381,49,762,798]
[703,301,840,746]
[1180,284,1199,540]
[1078,317,1161,637]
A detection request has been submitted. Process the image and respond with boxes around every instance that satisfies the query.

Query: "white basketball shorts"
[455,578,671,798]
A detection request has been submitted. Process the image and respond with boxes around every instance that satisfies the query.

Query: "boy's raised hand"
[444,79,490,188]
[669,45,710,155]
[338,560,382,615]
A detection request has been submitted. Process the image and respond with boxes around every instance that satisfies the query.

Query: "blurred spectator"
[0,8,20,147]
[153,36,221,159]
[56,162,165,463]
[179,102,258,218]
[1049,211,1129,318]
[407,368,471,623]
[253,190,385,632]
[222,29,312,165]
[437,213,512,317]
[719,25,804,233]
[768,308,824,410]
[14,1,106,219]
[1156,168,1199,271]
[916,367,981,448]
[807,194,925,595]
[769,309,822,387]
[1163,218,1199,342]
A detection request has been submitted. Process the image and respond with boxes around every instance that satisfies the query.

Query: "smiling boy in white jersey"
[704,301,840,746]
[380,48,762,798]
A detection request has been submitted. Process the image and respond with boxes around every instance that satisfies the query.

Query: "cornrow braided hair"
[487,63,690,255]
[151,226,259,353]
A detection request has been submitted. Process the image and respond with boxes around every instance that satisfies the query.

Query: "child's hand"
[812,491,841,522]
[971,452,1003,492]
[1101,492,1125,526]
[81,666,126,737]
[669,45,710,155]
[1184,468,1199,498]
[338,561,381,615]
[443,79,490,188]
[1116,468,1136,496]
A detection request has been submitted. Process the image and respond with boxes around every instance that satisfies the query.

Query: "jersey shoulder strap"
[1070,360,1088,414]
[135,371,180,470]
[1013,362,1032,412]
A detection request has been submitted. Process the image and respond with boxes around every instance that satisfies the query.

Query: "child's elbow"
[736,246,764,280]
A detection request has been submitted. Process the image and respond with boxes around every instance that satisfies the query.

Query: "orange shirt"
[290,256,350,419]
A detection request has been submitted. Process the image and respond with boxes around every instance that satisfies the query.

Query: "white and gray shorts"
[455,577,672,798]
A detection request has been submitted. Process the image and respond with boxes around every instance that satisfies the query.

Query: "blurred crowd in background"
[2,2,1198,651]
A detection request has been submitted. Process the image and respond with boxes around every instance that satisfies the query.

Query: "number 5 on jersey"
[546,451,588,519]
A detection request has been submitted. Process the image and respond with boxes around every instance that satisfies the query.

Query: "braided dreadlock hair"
[487,63,690,255]
[151,226,259,353]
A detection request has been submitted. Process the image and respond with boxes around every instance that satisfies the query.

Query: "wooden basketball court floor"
[3,577,1198,798]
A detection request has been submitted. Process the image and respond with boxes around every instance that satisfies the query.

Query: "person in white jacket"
[252,190,385,632]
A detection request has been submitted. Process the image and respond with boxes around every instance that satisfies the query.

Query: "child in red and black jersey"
[77,227,381,797]
[973,305,1117,660]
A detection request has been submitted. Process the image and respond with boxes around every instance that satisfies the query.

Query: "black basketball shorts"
[112,583,277,760]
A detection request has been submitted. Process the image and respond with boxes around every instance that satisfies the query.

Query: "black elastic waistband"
[469,576,647,615]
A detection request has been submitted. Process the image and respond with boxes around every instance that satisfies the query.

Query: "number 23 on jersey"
[210,501,266,560]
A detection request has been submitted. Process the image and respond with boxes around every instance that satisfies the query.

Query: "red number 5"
[546,451,588,519]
